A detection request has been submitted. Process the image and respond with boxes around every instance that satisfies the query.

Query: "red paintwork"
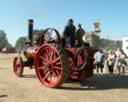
[64,47,97,80]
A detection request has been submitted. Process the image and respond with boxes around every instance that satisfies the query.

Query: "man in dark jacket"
[63,19,76,47]
[75,24,85,47]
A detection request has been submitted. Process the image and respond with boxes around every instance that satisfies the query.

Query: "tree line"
[0,30,12,50]
[15,30,42,52]
[0,29,122,52]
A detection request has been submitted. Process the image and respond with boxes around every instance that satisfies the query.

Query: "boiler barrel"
[24,46,38,59]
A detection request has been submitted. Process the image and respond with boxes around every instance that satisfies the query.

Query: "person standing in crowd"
[63,19,76,47]
[94,49,105,76]
[107,50,116,77]
[75,24,85,47]
[115,48,127,75]
[115,48,121,74]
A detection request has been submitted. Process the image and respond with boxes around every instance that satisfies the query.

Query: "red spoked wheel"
[74,48,88,71]
[13,56,24,77]
[35,44,69,88]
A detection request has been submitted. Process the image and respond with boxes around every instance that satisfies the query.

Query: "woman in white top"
[107,50,116,76]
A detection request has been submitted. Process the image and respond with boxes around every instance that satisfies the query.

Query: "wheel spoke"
[40,56,48,63]
[46,47,50,53]
[43,71,50,80]
[43,52,50,63]
[38,66,46,70]
[52,57,60,64]
[45,54,49,62]
[51,51,56,63]
[46,48,50,60]
[54,61,61,66]
[53,51,56,59]
[52,66,62,70]
[55,70,60,76]
[50,50,54,62]
[48,50,53,63]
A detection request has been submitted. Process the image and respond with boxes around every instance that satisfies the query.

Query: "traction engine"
[13,19,97,88]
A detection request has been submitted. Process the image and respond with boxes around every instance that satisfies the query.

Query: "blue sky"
[0,0,128,46]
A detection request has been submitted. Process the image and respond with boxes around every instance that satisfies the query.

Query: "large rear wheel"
[35,44,69,88]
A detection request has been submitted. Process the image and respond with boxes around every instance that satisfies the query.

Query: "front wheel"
[13,56,24,77]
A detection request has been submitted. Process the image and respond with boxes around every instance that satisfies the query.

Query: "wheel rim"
[13,57,22,76]
[35,45,63,87]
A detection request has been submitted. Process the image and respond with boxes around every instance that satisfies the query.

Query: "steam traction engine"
[13,19,97,88]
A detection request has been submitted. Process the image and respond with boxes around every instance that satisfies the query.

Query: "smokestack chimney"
[28,19,33,42]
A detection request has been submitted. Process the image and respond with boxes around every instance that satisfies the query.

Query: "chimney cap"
[28,19,33,24]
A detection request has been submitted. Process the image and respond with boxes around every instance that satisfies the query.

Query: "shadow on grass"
[0,94,8,98]
[57,74,128,91]
[22,74,36,78]
[20,73,128,90]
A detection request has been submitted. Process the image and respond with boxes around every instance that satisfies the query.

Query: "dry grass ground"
[0,53,128,102]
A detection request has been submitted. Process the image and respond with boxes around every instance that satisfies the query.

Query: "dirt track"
[0,54,128,102]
